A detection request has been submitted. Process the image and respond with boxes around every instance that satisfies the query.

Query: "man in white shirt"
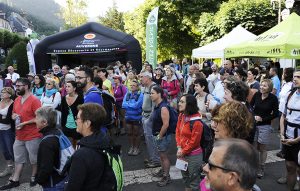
[6,66,20,88]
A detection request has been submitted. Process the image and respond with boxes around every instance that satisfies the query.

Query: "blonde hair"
[46,78,59,90]
[1,87,14,98]
[261,79,273,92]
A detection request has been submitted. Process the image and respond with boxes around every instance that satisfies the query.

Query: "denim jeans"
[142,116,160,163]
[43,176,67,191]
[0,128,15,161]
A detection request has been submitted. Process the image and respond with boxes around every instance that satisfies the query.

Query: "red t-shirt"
[13,95,42,141]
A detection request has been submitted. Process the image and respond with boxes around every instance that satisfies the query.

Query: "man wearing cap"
[27,73,35,86]
[6,66,20,89]
[141,71,160,168]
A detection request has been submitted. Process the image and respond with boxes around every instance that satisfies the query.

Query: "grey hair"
[35,106,57,128]
[214,139,258,190]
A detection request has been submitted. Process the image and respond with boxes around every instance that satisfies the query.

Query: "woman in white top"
[194,78,217,125]
[40,78,61,126]
[40,78,61,109]
[0,87,15,177]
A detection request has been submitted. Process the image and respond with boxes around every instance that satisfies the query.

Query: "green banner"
[146,7,159,68]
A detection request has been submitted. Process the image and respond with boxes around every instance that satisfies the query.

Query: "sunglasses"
[46,83,53,85]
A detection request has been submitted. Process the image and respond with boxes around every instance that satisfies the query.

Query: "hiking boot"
[30,176,37,187]
[153,168,164,178]
[257,168,264,179]
[157,175,171,187]
[277,176,287,184]
[128,147,134,156]
[0,166,13,177]
[145,162,161,168]
[132,148,140,156]
[0,180,20,190]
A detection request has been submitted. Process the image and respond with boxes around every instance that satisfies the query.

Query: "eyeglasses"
[16,85,25,88]
[207,160,236,172]
[46,83,53,85]
[75,76,87,80]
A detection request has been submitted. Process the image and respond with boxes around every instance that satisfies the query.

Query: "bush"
[5,41,29,77]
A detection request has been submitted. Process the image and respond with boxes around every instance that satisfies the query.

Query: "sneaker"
[257,169,264,179]
[128,147,134,156]
[277,176,287,184]
[30,176,37,187]
[145,162,161,168]
[157,175,171,187]
[132,148,140,156]
[153,168,164,178]
[0,180,20,190]
[0,166,13,177]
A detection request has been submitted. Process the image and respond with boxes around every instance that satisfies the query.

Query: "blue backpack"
[42,131,75,175]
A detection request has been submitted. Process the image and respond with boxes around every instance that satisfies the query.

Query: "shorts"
[181,153,203,190]
[126,120,142,126]
[283,143,300,165]
[254,125,272,145]
[13,138,41,164]
[153,134,171,152]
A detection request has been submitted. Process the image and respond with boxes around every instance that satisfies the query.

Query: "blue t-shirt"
[84,86,103,105]
[271,75,281,97]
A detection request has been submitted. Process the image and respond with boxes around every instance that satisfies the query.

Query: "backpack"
[95,145,124,191]
[167,105,178,134]
[91,90,116,127]
[42,131,75,175]
[189,118,214,162]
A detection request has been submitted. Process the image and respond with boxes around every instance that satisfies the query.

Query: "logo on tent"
[291,49,300,56]
[255,32,284,42]
[84,33,96,40]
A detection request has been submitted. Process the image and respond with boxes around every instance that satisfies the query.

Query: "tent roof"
[192,25,257,58]
[225,13,300,59]
[35,22,140,55]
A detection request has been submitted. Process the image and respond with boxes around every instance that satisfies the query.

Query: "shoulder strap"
[189,118,202,132]
[286,88,297,109]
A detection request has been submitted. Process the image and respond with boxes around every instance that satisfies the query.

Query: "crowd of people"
[0,59,298,191]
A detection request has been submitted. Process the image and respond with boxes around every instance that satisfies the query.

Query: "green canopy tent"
[225,13,300,59]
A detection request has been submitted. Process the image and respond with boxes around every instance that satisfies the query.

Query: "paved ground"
[0,129,290,191]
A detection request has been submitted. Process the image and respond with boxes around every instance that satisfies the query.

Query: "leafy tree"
[60,0,88,29]
[98,1,125,32]
[197,0,277,46]
[124,0,224,61]
[5,41,29,77]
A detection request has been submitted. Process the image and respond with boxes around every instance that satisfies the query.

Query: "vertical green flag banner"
[146,7,159,68]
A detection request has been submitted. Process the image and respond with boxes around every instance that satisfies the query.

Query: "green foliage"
[60,0,88,29]
[197,0,277,46]
[0,30,25,56]
[5,41,29,77]
[98,1,125,32]
[124,0,223,61]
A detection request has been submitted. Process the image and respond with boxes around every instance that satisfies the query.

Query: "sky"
[54,0,145,20]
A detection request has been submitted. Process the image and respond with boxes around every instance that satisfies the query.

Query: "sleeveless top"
[0,105,11,130]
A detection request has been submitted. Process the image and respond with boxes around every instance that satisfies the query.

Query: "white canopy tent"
[192,25,257,59]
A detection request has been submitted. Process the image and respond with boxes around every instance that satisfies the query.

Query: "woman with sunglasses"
[0,87,15,177]
[61,81,83,148]
[32,75,45,100]
[176,94,203,191]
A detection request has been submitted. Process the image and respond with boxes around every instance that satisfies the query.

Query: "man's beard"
[77,81,87,89]
[16,89,25,96]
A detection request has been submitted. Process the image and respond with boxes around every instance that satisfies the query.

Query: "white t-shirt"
[279,82,293,113]
[283,90,300,139]
[6,72,20,84]
[40,92,62,109]
[0,105,11,130]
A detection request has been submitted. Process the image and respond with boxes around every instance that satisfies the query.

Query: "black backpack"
[189,118,214,162]
[90,90,116,128]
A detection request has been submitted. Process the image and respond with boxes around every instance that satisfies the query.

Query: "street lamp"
[271,0,295,23]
